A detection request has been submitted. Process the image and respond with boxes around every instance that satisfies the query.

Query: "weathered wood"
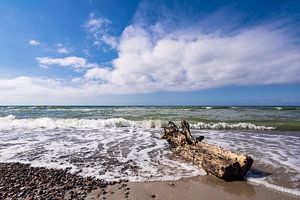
[161,121,253,181]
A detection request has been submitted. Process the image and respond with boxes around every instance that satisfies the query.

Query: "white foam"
[0,115,274,130]
[191,122,274,130]
[0,125,204,183]
[0,117,298,196]
[246,174,300,198]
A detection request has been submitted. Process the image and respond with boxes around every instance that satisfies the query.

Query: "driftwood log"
[162,121,253,181]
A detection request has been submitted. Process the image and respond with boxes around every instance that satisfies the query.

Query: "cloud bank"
[19,23,300,95]
[104,23,300,92]
[1,6,300,103]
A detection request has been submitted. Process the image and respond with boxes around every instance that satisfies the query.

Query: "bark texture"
[161,121,253,181]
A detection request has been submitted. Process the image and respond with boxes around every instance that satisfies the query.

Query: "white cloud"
[84,67,111,80]
[102,23,300,92]
[57,47,70,54]
[0,76,92,104]
[84,15,111,33]
[84,13,118,49]
[0,76,130,104]
[36,56,94,70]
[2,11,300,104]
[28,40,40,46]
[29,21,300,98]
[101,35,119,48]
[54,43,71,54]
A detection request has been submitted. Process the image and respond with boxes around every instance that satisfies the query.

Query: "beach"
[0,106,299,199]
[125,176,299,200]
[0,162,298,200]
[1,0,300,198]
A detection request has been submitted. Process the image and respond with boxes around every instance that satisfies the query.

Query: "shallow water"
[0,106,299,196]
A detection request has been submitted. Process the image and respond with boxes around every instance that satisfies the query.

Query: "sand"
[1,162,299,200]
[87,176,299,200]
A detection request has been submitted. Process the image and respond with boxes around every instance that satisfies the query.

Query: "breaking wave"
[0,115,274,130]
[190,122,274,130]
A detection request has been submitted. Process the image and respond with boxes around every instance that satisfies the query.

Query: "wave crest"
[0,115,274,130]
[191,122,274,130]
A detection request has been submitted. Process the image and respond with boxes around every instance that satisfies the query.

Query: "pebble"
[0,162,109,199]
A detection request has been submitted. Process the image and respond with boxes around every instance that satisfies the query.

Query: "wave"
[0,115,275,130]
[191,122,274,130]
[246,174,300,198]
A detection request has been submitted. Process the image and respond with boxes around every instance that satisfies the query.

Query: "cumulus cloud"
[82,23,299,93]
[84,67,111,81]
[34,20,300,97]
[28,40,40,46]
[2,19,300,104]
[2,7,300,104]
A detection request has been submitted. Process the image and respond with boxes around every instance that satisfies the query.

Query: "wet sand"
[1,162,299,200]
[93,176,299,200]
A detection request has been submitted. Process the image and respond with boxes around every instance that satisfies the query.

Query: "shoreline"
[0,162,299,200]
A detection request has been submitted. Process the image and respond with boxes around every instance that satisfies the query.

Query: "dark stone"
[196,136,204,142]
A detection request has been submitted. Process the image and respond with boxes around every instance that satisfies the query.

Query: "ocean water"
[0,106,299,196]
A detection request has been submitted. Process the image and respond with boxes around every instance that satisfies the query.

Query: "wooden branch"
[161,121,253,181]
[181,120,196,144]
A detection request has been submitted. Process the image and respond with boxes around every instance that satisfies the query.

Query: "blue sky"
[0,0,300,105]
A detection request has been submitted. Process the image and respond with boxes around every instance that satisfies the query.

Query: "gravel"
[0,162,110,200]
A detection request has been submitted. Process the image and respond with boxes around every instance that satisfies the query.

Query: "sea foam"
[0,115,274,130]
[0,116,299,197]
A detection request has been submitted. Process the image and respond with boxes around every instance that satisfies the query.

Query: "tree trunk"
[161,121,253,181]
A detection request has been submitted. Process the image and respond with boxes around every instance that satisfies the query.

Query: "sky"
[0,0,300,105]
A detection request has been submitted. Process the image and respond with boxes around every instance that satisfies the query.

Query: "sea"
[0,106,299,196]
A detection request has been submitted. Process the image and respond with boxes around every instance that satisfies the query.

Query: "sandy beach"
[0,162,299,200]
[123,176,299,200]
[89,176,300,200]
